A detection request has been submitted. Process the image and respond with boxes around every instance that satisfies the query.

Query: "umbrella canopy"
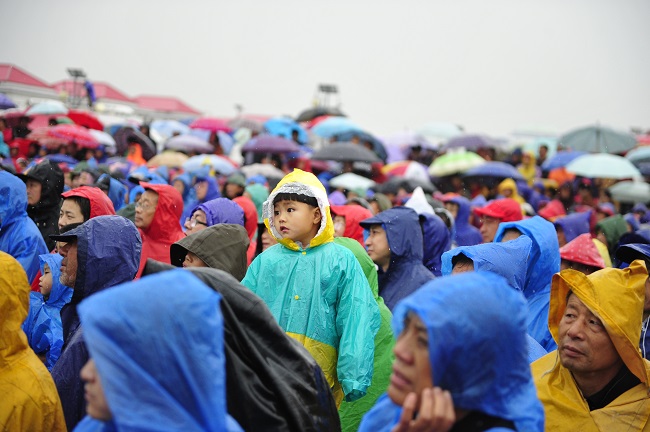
[147,151,189,168]
[329,173,376,191]
[189,117,232,133]
[28,124,100,149]
[88,130,117,154]
[113,126,157,161]
[241,134,301,154]
[382,161,430,183]
[164,135,213,153]
[609,181,650,204]
[311,117,364,138]
[463,161,525,182]
[566,153,642,179]
[240,163,285,179]
[296,106,346,122]
[332,130,387,162]
[150,119,190,140]
[25,100,68,115]
[183,154,237,175]
[263,117,308,145]
[429,149,486,177]
[378,176,437,194]
[558,125,637,154]
[625,146,650,166]
[0,93,16,110]
[441,134,500,152]
[227,117,264,133]
[541,150,588,171]
[311,142,381,163]
[45,154,78,165]
[66,109,103,131]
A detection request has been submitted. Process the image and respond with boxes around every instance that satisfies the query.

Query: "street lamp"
[67,68,86,108]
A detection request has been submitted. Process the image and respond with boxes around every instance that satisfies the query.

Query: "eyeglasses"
[135,201,155,211]
[185,217,208,229]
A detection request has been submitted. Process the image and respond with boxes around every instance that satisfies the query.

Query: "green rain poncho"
[335,237,395,432]
[242,169,381,407]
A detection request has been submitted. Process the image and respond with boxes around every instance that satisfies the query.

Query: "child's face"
[39,263,53,296]
[273,200,321,246]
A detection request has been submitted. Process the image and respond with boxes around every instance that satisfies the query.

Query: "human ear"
[313,208,322,225]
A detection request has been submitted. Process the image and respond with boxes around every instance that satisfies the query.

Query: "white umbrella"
[88,129,117,155]
[26,100,69,115]
[240,163,285,179]
[565,153,642,180]
[329,173,376,191]
[609,181,650,204]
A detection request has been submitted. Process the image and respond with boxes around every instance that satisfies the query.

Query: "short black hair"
[63,196,91,224]
[273,192,318,208]
[452,253,474,268]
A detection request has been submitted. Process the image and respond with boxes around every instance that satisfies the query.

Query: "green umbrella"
[429,149,485,177]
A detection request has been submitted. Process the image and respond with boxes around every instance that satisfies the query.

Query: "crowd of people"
[2,111,650,432]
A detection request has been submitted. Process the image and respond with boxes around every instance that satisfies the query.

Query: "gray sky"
[2,0,649,137]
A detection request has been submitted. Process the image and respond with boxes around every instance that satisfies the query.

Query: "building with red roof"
[0,63,59,105]
[133,95,202,120]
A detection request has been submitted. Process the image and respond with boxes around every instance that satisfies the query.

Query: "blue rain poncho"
[190,197,245,227]
[180,176,221,223]
[359,272,545,432]
[441,236,547,363]
[0,171,48,284]
[74,270,242,431]
[22,254,73,370]
[553,211,591,244]
[447,195,482,246]
[494,216,560,351]
[359,206,434,311]
[420,212,451,276]
[97,174,127,211]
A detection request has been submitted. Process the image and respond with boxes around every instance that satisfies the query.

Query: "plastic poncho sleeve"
[6,232,47,285]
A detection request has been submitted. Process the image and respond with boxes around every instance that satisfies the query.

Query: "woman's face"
[195,181,208,201]
[59,199,85,231]
[80,359,112,421]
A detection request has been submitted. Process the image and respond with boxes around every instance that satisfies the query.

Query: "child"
[242,169,380,407]
[22,254,73,370]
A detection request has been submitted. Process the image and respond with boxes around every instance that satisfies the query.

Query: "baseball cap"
[473,198,523,222]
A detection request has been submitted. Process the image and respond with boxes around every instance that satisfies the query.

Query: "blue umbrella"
[263,117,308,145]
[311,117,364,138]
[150,120,190,139]
[625,146,650,166]
[0,93,16,110]
[45,154,78,165]
[183,154,236,175]
[541,151,588,171]
[463,161,525,181]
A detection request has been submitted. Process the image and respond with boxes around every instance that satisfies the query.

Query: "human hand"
[391,387,455,432]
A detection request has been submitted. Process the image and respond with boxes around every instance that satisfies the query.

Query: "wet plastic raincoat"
[359,272,545,432]
[0,252,66,431]
[242,169,380,406]
[441,236,548,363]
[22,254,73,370]
[532,261,650,431]
[75,270,242,431]
[97,173,127,211]
[559,233,606,269]
[359,206,434,311]
[51,215,141,430]
[495,216,560,351]
[331,204,374,247]
[596,214,630,256]
[136,182,185,277]
[190,197,245,227]
[498,178,526,205]
[61,185,116,218]
[180,176,220,223]
[233,195,259,265]
[554,211,591,245]
[420,212,450,276]
[446,195,482,247]
[335,237,395,432]
[0,171,48,284]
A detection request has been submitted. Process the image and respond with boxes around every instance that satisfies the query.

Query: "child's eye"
[274,211,280,216]
[287,208,294,212]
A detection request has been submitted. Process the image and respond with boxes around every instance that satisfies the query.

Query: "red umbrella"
[29,124,99,149]
[189,117,232,133]
[66,109,104,131]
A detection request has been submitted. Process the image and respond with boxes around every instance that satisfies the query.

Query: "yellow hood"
[263,169,334,251]
[0,252,30,368]
[549,260,650,384]
[498,178,525,205]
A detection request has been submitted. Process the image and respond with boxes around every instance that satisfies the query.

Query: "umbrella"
[329,173,376,191]
[66,110,103,131]
[189,117,232,133]
[296,106,346,123]
[429,149,486,177]
[625,146,650,166]
[609,181,650,204]
[558,125,637,154]
[311,143,381,163]
[463,161,525,182]
[240,163,285,179]
[150,119,190,139]
[28,124,99,149]
[263,117,308,145]
[183,154,237,175]
[88,130,117,155]
[382,161,430,183]
[378,176,437,194]
[26,100,69,115]
[541,151,588,171]
[242,134,301,154]
[45,154,78,165]
[441,134,501,152]
[228,117,264,133]
[147,151,189,168]
[565,153,642,179]
[164,135,213,153]
[332,130,387,162]
[311,117,364,138]
[113,126,157,161]
[0,93,16,110]
[417,123,463,145]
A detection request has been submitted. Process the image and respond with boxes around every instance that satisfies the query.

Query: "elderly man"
[473,198,522,243]
[49,215,141,431]
[532,261,650,431]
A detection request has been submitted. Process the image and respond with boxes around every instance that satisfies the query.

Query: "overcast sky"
[2,0,649,137]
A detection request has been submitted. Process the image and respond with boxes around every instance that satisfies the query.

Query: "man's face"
[387,313,433,408]
[80,359,112,421]
[25,179,42,206]
[59,240,78,288]
[134,190,159,230]
[182,251,207,268]
[184,209,208,236]
[558,294,623,379]
[333,215,346,237]
[451,260,474,274]
[365,224,391,271]
[444,202,459,219]
[479,216,501,243]
[59,198,85,231]
[79,171,95,186]
[195,181,208,201]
